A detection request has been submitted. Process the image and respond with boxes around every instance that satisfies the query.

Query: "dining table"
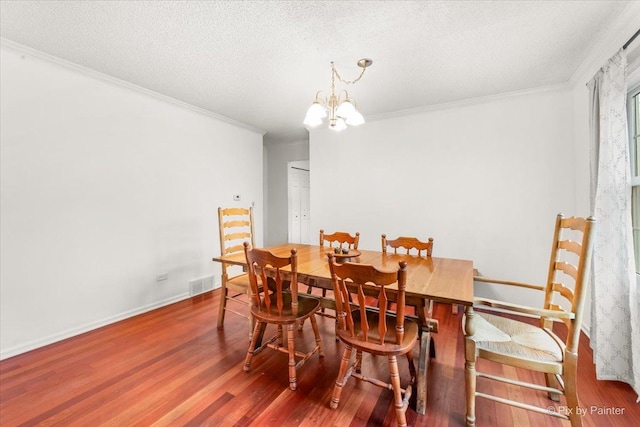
[212,243,474,415]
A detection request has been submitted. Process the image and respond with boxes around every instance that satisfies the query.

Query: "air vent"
[189,275,215,296]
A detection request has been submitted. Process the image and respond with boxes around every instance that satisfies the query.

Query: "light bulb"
[331,118,347,131]
[336,100,355,118]
[303,114,323,127]
[345,110,365,126]
[305,101,327,119]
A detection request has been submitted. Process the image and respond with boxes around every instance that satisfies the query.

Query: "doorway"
[288,161,311,244]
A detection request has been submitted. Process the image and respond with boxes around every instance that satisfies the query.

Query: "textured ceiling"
[0,1,632,144]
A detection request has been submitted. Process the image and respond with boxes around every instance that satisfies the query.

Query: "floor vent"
[189,275,215,296]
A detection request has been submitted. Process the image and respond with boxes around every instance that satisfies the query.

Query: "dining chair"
[382,234,438,358]
[381,235,433,257]
[381,234,456,314]
[243,242,324,391]
[320,229,360,251]
[305,230,360,315]
[216,207,255,338]
[328,254,418,427]
[464,214,596,427]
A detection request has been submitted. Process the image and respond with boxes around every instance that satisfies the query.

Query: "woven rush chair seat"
[467,312,563,362]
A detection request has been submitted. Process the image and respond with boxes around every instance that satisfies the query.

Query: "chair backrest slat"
[555,261,578,281]
[551,282,575,301]
[558,239,582,255]
[225,231,251,242]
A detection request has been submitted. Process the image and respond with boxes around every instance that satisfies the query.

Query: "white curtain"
[588,48,640,400]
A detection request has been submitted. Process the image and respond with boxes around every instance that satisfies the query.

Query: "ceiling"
[0,1,632,144]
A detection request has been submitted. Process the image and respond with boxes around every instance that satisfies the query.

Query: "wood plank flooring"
[0,290,637,426]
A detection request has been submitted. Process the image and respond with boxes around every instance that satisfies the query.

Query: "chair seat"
[467,312,563,362]
[337,310,419,356]
[227,273,251,289]
[251,293,321,324]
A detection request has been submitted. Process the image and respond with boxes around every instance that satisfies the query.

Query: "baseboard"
[0,292,191,360]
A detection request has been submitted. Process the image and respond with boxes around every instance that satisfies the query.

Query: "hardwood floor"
[0,290,637,426]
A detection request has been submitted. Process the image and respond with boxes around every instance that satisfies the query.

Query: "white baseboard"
[0,292,191,360]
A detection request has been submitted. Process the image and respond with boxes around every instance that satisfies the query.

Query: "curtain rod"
[623,28,640,50]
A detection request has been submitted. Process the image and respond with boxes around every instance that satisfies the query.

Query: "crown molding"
[568,2,640,87]
[0,38,266,136]
[367,82,570,122]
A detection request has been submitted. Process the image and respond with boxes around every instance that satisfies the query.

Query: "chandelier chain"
[331,62,368,85]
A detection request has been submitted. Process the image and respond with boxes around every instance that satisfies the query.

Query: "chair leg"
[321,288,327,313]
[286,324,298,391]
[388,355,407,427]
[406,349,417,384]
[564,352,583,427]
[545,373,560,402]
[244,320,262,372]
[277,325,284,347]
[246,290,254,341]
[217,277,228,329]
[330,345,353,409]
[355,350,363,374]
[465,355,477,427]
[308,312,325,357]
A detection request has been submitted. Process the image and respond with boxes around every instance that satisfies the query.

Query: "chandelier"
[303,58,373,131]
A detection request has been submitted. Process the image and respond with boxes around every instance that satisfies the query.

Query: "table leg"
[416,326,430,415]
[415,300,431,415]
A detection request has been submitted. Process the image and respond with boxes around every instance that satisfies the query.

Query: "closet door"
[288,163,310,244]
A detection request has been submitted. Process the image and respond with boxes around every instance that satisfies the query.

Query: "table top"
[212,244,474,306]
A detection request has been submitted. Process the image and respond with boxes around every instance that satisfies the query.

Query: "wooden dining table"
[212,243,474,415]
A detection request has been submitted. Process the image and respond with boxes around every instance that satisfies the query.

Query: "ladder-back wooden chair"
[328,254,418,427]
[216,207,255,338]
[464,214,596,427]
[243,243,324,391]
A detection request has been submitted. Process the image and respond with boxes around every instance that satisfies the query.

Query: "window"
[629,84,640,272]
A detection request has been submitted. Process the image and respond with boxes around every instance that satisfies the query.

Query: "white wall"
[0,44,264,359]
[310,87,574,308]
[264,140,309,246]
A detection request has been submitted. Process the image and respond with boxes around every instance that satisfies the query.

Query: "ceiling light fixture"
[303,58,373,131]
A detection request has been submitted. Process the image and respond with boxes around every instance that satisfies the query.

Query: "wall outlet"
[233,194,241,201]
[156,273,168,282]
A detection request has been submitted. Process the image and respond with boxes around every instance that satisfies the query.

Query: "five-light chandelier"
[303,58,373,131]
